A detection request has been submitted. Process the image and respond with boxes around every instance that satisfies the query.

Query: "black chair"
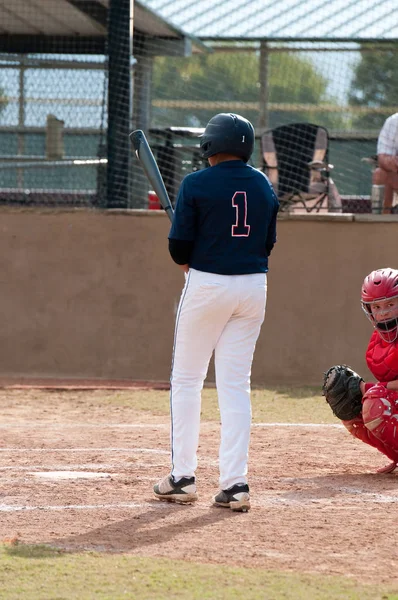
[261,122,341,212]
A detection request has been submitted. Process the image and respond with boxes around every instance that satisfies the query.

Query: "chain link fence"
[0,1,397,212]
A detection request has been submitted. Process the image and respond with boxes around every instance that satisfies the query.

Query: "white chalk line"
[0,422,343,429]
[254,423,344,428]
[257,487,398,506]
[0,463,168,471]
[0,502,153,512]
[0,456,219,471]
[0,423,168,429]
[1,486,398,512]
[0,448,169,454]
[0,475,156,484]
[337,485,398,503]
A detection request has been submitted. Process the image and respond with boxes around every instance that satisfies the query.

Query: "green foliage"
[154,52,260,102]
[0,87,8,117]
[269,53,326,103]
[152,51,344,129]
[349,46,398,129]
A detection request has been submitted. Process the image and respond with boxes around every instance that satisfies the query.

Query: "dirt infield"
[1,389,398,587]
[0,377,170,391]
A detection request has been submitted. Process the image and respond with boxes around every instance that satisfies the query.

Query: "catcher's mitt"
[322,364,364,421]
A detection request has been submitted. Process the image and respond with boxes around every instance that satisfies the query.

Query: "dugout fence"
[0,1,397,213]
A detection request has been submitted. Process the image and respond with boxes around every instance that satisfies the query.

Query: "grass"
[0,545,396,600]
[93,386,336,424]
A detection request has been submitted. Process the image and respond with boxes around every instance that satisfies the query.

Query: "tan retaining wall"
[0,207,396,386]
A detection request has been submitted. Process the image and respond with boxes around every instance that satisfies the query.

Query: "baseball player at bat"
[153,113,279,511]
[322,268,398,473]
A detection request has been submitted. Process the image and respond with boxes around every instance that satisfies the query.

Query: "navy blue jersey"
[169,160,279,275]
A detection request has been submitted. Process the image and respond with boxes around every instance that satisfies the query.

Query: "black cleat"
[212,483,250,512]
[154,475,198,504]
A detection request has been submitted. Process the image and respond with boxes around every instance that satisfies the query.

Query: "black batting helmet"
[199,113,255,162]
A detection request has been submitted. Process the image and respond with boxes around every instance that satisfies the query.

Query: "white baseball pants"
[170,268,267,490]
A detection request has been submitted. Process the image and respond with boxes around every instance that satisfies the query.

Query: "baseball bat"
[129,129,174,223]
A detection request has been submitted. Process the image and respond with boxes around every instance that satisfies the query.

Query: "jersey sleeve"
[168,176,196,241]
[377,116,398,156]
[265,192,279,256]
[168,239,194,265]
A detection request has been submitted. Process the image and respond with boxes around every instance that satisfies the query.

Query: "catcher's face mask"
[361,268,398,343]
[362,295,398,343]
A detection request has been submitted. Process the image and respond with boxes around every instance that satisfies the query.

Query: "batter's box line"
[253,423,344,428]
[0,422,344,429]
[0,463,170,471]
[0,501,222,512]
[0,423,169,429]
[0,448,170,454]
[0,457,220,471]
[0,474,158,483]
[251,493,398,507]
[335,485,398,503]
[0,502,156,512]
[255,484,398,506]
[2,489,398,512]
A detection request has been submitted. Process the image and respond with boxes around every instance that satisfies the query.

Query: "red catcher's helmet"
[361,268,398,342]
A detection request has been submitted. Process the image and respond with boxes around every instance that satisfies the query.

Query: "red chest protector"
[366,330,398,382]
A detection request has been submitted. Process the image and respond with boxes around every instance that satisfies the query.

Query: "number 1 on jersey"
[232,191,250,237]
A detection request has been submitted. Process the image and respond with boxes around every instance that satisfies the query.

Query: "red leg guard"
[342,414,398,464]
[361,386,398,463]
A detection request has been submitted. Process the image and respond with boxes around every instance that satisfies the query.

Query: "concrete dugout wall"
[0,207,396,386]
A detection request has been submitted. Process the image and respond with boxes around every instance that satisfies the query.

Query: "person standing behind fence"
[372,113,398,214]
[153,113,279,512]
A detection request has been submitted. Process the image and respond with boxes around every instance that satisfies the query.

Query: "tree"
[0,87,7,118]
[152,50,344,130]
[349,47,398,129]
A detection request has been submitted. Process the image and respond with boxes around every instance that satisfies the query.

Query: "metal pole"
[258,41,269,132]
[132,55,152,135]
[0,158,108,170]
[17,56,26,188]
[106,0,133,208]
[131,53,154,208]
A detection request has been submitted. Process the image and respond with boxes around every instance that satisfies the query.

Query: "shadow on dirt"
[50,501,241,553]
[277,471,398,505]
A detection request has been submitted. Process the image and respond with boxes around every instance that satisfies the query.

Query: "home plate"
[31,471,112,480]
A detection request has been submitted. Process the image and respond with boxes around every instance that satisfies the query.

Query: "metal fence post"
[106,0,133,208]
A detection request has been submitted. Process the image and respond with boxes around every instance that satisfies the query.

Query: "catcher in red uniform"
[322,268,398,473]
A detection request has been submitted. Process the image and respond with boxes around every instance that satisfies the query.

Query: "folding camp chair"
[261,122,341,213]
